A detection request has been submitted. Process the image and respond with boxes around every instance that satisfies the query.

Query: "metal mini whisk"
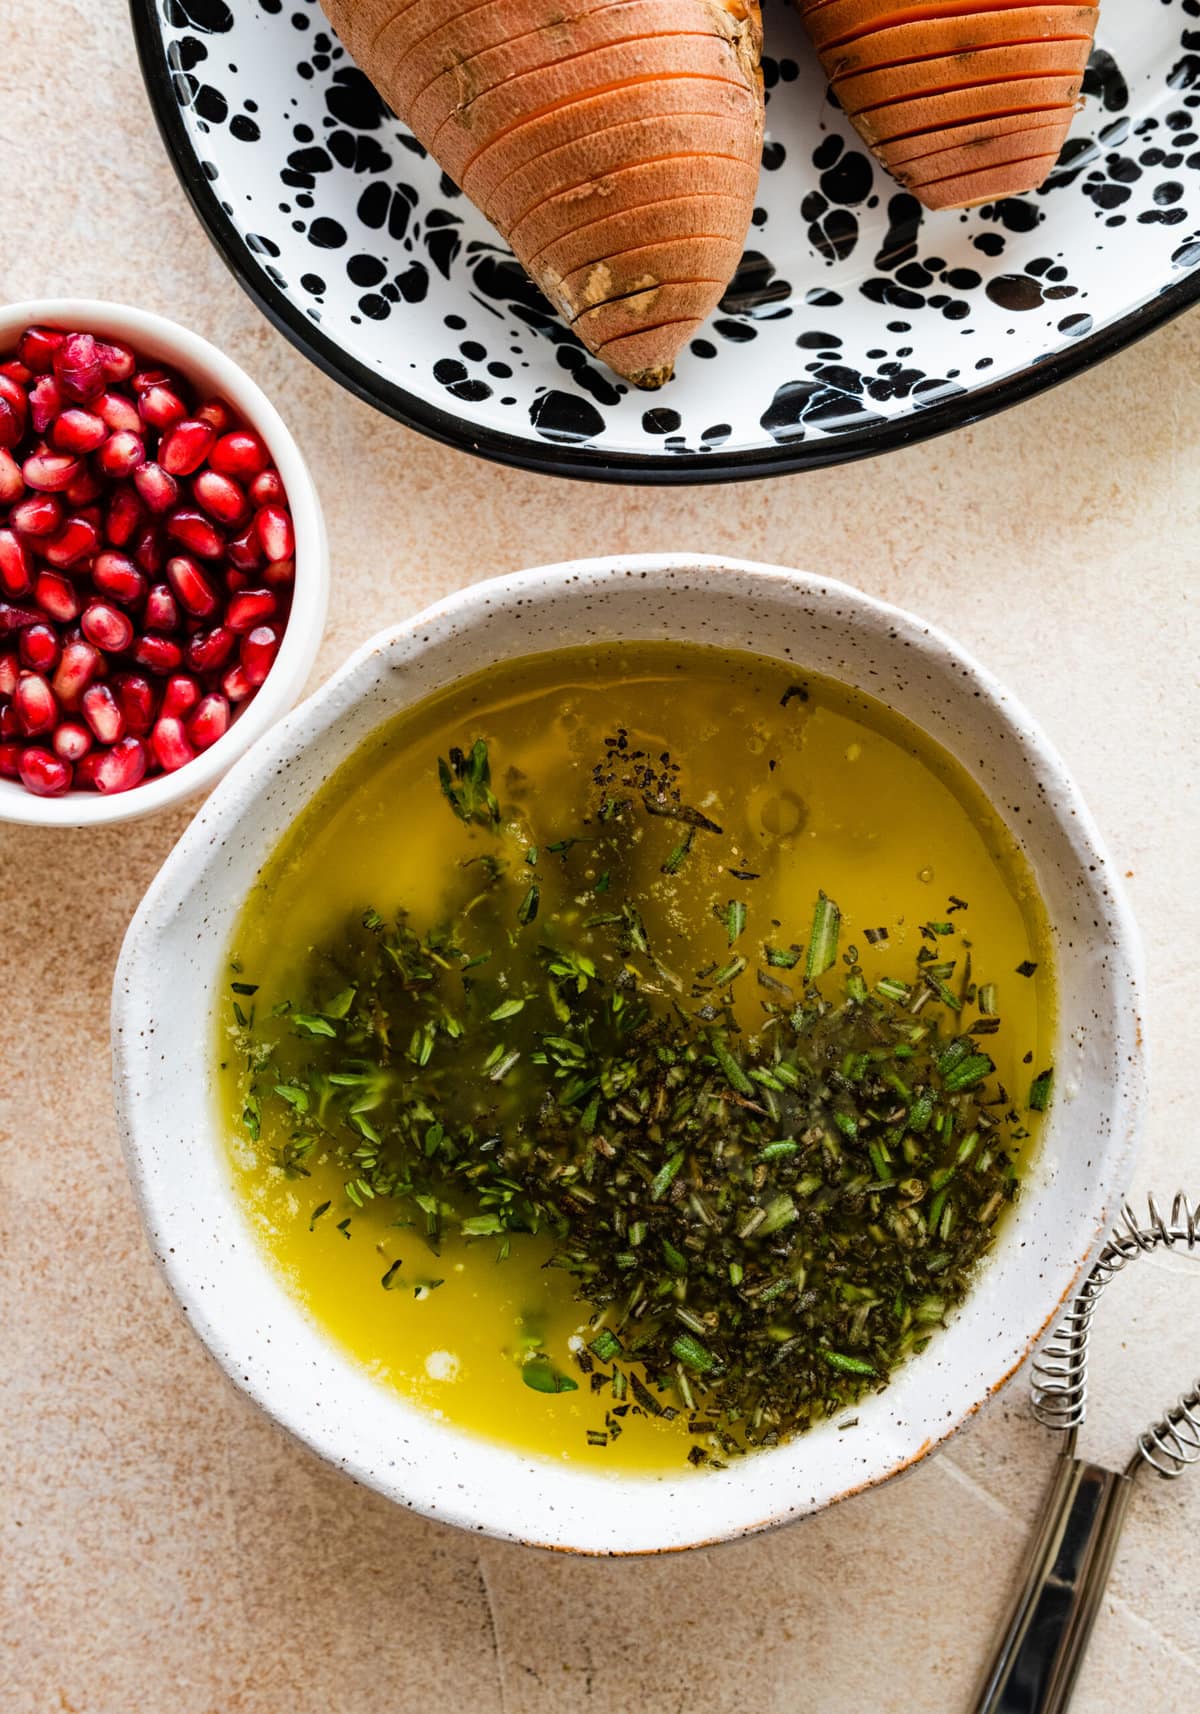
[974,1193,1200,1714]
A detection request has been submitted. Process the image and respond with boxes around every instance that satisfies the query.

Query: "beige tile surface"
[3,4,1200,1710]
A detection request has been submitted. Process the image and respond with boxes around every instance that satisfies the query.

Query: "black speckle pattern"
[145,0,1200,468]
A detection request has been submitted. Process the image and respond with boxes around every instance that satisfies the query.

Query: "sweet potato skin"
[317,0,765,386]
[797,0,1096,208]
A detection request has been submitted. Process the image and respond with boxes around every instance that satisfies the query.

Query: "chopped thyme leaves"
[661,829,695,875]
[438,739,501,828]
[236,714,1036,1459]
[1029,1069,1054,1112]
[719,899,748,946]
[804,892,840,980]
[764,944,801,969]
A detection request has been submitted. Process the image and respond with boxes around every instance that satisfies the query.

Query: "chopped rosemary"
[233,728,1042,1459]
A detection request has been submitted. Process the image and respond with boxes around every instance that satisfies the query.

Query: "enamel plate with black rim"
[134,0,1200,483]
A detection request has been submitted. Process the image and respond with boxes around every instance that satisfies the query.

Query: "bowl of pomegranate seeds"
[0,300,328,824]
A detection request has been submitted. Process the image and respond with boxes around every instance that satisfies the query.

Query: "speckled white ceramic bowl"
[112,556,1145,1554]
[0,299,329,827]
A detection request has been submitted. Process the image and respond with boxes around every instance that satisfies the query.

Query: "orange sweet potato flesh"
[797,0,1095,208]
[317,0,764,386]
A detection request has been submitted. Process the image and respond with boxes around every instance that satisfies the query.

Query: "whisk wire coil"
[1031,1192,1200,1478]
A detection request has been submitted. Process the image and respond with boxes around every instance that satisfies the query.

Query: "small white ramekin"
[0,298,329,826]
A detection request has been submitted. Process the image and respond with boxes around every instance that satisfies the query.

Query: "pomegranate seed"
[97,430,144,479]
[0,531,33,596]
[54,333,105,402]
[0,376,27,450]
[51,408,107,454]
[222,663,253,703]
[0,602,40,636]
[92,552,146,606]
[240,624,280,687]
[93,735,148,794]
[12,495,63,537]
[192,468,247,525]
[34,571,81,623]
[52,639,102,705]
[65,467,104,508]
[105,486,144,547]
[185,625,235,674]
[19,624,60,674]
[74,751,102,789]
[187,692,231,751]
[254,504,294,563]
[195,398,232,433]
[160,418,216,477]
[18,327,65,373]
[226,588,276,632]
[0,739,22,777]
[133,633,183,676]
[0,449,22,506]
[133,461,179,514]
[0,359,31,387]
[0,704,19,738]
[96,339,136,383]
[23,450,79,492]
[95,390,142,433]
[29,374,63,434]
[166,554,218,618]
[111,673,157,736]
[166,509,223,559]
[132,525,164,577]
[53,720,93,762]
[139,385,187,431]
[132,367,173,394]
[162,672,200,718]
[144,584,179,631]
[226,522,262,571]
[249,469,285,507]
[42,516,100,570]
[14,671,57,734]
[263,555,295,589]
[18,746,71,796]
[151,714,195,772]
[81,601,134,654]
[210,429,268,478]
[81,681,126,743]
[0,652,17,696]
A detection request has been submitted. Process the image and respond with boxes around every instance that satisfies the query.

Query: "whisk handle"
[972,1452,1134,1714]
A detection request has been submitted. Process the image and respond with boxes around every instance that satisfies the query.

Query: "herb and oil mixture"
[220,645,1053,1472]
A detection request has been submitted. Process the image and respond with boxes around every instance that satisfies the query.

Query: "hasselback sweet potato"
[318,0,765,386]
[798,0,1097,209]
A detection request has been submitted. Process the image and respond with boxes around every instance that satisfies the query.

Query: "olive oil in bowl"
[219,643,1053,1473]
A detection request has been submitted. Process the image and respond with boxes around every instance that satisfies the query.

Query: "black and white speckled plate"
[132,0,1200,483]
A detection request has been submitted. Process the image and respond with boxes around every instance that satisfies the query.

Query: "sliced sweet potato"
[798,0,1093,207]
[410,0,720,137]
[836,40,1088,112]
[876,102,1075,163]
[533,190,748,279]
[910,149,1060,205]
[824,6,1096,76]
[552,232,746,317]
[483,107,759,233]
[882,119,1070,189]
[573,278,726,346]
[317,0,764,385]
[509,153,759,259]
[853,75,1084,143]
[466,75,759,205]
